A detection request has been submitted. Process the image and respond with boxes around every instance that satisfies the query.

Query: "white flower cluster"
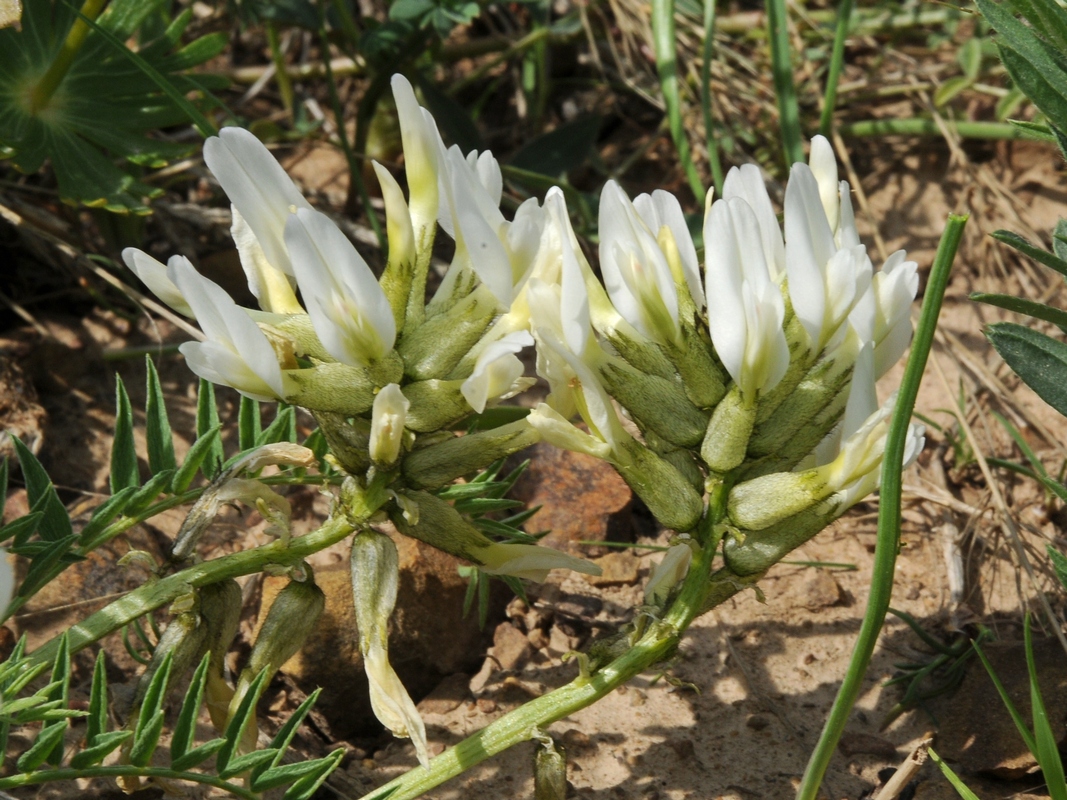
[124,74,926,755]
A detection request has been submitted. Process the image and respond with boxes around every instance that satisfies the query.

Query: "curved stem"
[795,214,968,800]
[818,0,854,137]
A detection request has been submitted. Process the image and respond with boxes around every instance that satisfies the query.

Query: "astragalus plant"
[0,73,925,799]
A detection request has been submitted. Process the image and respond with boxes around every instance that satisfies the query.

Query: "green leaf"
[87,650,108,743]
[70,730,132,769]
[0,512,42,546]
[14,438,72,543]
[171,654,210,760]
[254,756,340,792]
[16,721,68,772]
[928,748,981,799]
[257,404,297,447]
[1054,219,1067,262]
[986,323,1067,416]
[509,115,601,177]
[78,486,138,547]
[145,356,176,474]
[990,229,1067,277]
[111,376,139,493]
[217,669,269,775]
[1025,615,1067,800]
[998,43,1067,134]
[1049,545,1067,590]
[124,469,175,516]
[17,535,79,598]
[170,737,226,771]
[959,36,984,79]
[196,379,224,479]
[129,651,173,767]
[220,747,279,779]
[1013,0,1067,52]
[934,75,974,107]
[0,458,8,519]
[239,396,262,452]
[971,292,1067,328]
[172,426,221,494]
[250,688,323,789]
[281,748,344,800]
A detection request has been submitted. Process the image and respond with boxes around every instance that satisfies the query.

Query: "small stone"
[801,570,843,610]
[746,714,770,731]
[491,621,533,671]
[561,729,591,751]
[584,551,640,587]
[476,698,498,714]
[528,628,550,650]
[630,690,647,707]
[548,625,580,655]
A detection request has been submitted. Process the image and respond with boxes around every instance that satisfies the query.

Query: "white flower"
[867,250,919,378]
[169,259,290,401]
[392,74,442,239]
[783,138,873,355]
[479,541,601,582]
[461,330,534,413]
[369,384,410,467]
[372,161,416,272]
[230,206,303,314]
[633,189,704,311]
[203,127,311,278]
[721,165,785,281]
[703,196,790,400]
[598,181,680,346]
[644,541,693,605]
[283,208,396,367]
[364,647,429,767]
[121,249,195,317]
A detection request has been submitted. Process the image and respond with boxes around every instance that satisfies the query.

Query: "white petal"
[634,189,704,310]
[461,330,533,413]
[364,647,430,768]
[784,164,835,347]
[203,127,311,276]
[122,248,194,317]
[285,208,396,366]
[230,206,303,314]
[369,383,410,465]
[392,74,441,234]
[480,541,601,582]
[722,165,785,280]
[808,135,840,233]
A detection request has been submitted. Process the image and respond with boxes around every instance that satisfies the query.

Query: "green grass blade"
[256,405,296,446]
[144,357,176,474]
[217,669,269,775]
[929,748,982,799]
[819,0,854,136]
[13,439,71,543]
[1049,545,1067,590]
[87,650,108,742]
[172,426,221,494]
[796,214,968,800]
[652,0,705,199]
[238,396,261,452]
[990,229,1067,278]
[1025,615,1067,800]
[766,0,804,164]
[701,0,724,195]
[973,639,1038,754]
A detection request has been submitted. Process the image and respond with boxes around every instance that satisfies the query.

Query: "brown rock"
[934,638,1067,778]
[508,442,632,553]
[583,551,640,587]
[837,732,898,759]
[257,530,501,738]
[491,622,533,671]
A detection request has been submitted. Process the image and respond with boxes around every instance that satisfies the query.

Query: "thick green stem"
[24,515,357,669]
[796,214,968,800]
[840,118,1052,140]
[30,0,109,113]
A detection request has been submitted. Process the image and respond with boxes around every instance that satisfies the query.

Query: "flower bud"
[313,412,372,475]
[132,605,206,713]
[596,357,708,448]
[727,471,825,531]
[369,384,410,467]
[723,501,834,576]
[229,572,325,750]
[285,354,404,417]
[534,734,568,800]
[402,379,474,432]
[667,319,727,409]
[373,161,417,333]
[613,439,703,532]
[644,539,694,606]
[397,286,498,380]
[198,579,242,731]
[390,491,598,579]
[401,419,541,490]
[351,531,429,767]
[700,386,756,474]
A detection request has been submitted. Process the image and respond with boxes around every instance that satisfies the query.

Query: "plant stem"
[24,515,357,669]
[652,0,706,199]
[818,0,854,137]
[795,213,968,800]
[702,0,725,196]
[360,548,758,800]
[766,0,804,165]
[266,22,294,118]
[0,766,258,797]
[30,0,109,112]
[839,118,1051,141]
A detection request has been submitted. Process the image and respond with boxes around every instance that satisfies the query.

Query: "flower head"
[121,249,195,318]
